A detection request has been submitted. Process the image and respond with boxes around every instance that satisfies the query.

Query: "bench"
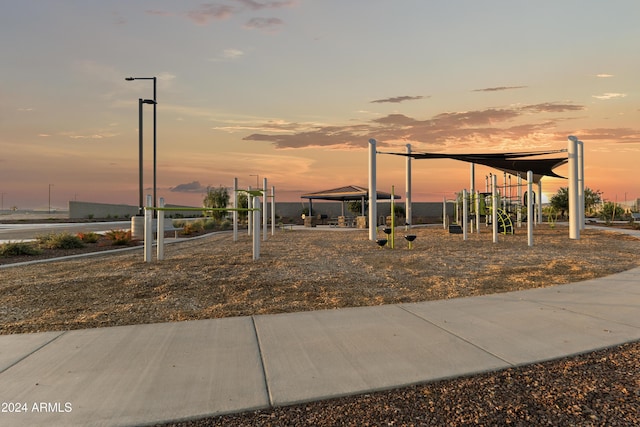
[632,213,640,221]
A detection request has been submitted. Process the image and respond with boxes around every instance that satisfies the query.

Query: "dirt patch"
[1,225,639,335]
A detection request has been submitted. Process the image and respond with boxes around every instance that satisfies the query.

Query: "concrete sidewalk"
[1,265,639,426]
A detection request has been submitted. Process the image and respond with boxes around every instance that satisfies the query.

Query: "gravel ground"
[2,224,639,425]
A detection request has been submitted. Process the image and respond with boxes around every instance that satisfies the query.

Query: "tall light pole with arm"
[137,98,156,215]
[126,77,157,211]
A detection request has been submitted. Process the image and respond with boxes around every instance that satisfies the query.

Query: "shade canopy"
[301,185,400,216]
[383,150,568,183]
[301,185,400,202]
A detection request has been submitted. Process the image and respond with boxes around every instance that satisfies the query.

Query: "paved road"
[0,222,130,242]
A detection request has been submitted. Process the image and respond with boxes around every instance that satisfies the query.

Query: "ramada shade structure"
[382,149,568,183]
[301,185,400,216]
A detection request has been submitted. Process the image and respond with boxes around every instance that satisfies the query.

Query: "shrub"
[104,229,132,245]
[182,221,204,235]
[0,242,43,257]
[77,231,100,243]
[36,233,85,249]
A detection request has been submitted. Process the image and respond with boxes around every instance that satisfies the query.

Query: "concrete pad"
[511,281,640,328]
[403,294,640,366]
[0,318,268,427]
[254,304,508,406]
[0,331,64,372]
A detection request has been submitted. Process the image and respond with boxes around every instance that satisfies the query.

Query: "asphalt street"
[0,221,129,243]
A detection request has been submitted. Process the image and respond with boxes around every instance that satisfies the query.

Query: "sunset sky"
[2,0,639,211]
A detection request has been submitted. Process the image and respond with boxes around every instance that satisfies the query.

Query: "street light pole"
[138,98,156,215]
[126,77,157,211]
[48,184,54,214]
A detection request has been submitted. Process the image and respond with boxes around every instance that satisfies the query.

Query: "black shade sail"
[301,185,400,202]
[382,150,567,183]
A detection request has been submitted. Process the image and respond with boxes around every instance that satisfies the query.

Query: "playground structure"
[368,136,585,247]
[141,177,277,263]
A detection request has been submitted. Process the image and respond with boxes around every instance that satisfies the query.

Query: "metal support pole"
[157,197,165,260]
[492,175,498,243]
[247,187,252,236]
[263,177,268,241]
[271,186,275,236]
[443,196,447,230]
[568,136,580,239]
[138,99,144,216]
[462,189,468,241]
[537,181,543,225]
[475,190,480,233]
[144,194,153,263]
[390,185,395,249]
[527,171,534,247]
[405,144,412,228]
[233,178,238,242]
[152,78,157,213]
[253,196,260,260]
[578,140,585,230]
[368,139,377,240]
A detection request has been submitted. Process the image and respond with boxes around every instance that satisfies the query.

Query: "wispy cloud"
[17,107,34,112]
[170,181,208,193]
[243,17,283,32]
[520,103,584,113]
[151,1,297,28]
[596,74,614,78]
[592,93,626,100]
[236,0,298,10]
[242,102,588,150]
[209,48,245,62]
[370,95,426,104]
[575,127,640,143]
[472,86,527,92]
[186,4,235,25]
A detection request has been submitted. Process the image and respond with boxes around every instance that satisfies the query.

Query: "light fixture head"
[568,135,579,142]
[141,99,157,104]
[125,77,135,81]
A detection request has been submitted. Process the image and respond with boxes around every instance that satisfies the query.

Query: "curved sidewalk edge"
[0,227,638,426]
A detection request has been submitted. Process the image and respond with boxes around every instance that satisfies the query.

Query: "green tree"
[237,192,248,221]
[202,186,230,220]
[600,201,622,222]
[347,201,365,216]
[549,187,602,218]
[550,188,568,218]
[584,188,603,216]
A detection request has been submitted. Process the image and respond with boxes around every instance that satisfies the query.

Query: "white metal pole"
[442,197,447,229]
[517,174,522,228]
[578,140,585,230]
[462,189,468,241]
[233,178,238,242]
[157,197,165,261]
[492,175,498,243]
[475,190,480,233]
[527,171,534,247]
[470,163,475,195]
[263,177,268,241]
[405,143,412,228]
[247,187,252,236]
[568,136,580,239]
[537,181,543,225]
[253,196,260,260]
[144,194,153,263]
[271,186,275,236]
[368,139,377,241]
